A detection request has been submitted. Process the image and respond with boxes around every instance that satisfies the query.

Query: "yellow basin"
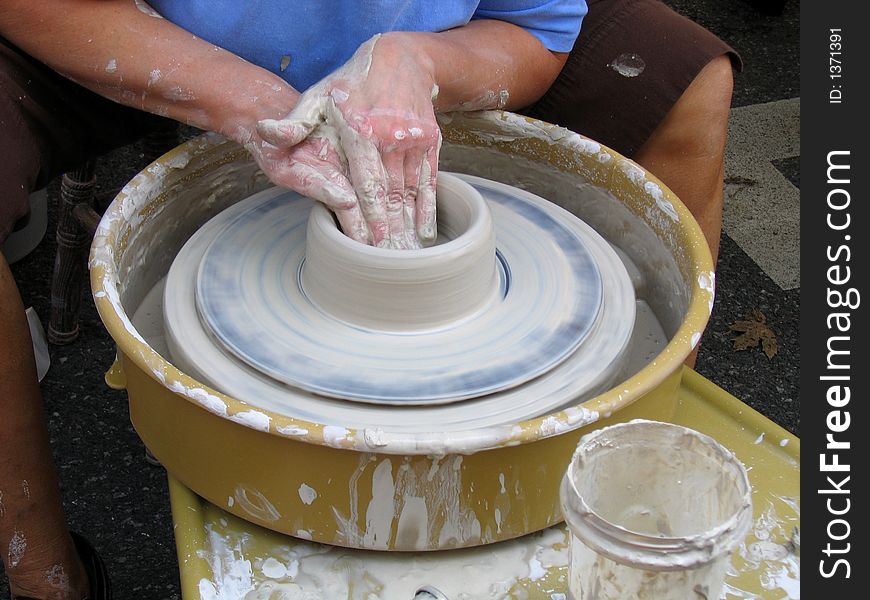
[90,111,715,551]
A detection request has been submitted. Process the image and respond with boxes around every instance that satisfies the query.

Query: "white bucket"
[560,419,752,599]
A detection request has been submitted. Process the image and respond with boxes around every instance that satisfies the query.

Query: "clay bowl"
[90,112,714,551]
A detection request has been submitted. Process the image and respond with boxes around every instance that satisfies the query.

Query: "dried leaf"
[762,336,778,359]
[729,309,777,359]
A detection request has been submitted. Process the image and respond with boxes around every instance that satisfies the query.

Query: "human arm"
[0,0,298,150]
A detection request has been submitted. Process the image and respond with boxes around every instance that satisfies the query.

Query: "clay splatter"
[8,530,26,568]
[609,53,646,77]
[298,484,318,506]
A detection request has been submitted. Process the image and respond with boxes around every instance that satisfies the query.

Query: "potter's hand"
[254,35,441,249]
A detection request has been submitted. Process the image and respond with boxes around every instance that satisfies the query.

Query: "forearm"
[0,0,299,143]
[381,20,568,113]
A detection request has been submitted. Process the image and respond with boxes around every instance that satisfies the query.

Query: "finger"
[382,152,419,249]
[272,159,370,244]
[415,137,440,243]
[402,148,427,247]
[257,118,316,148]
[256,94,327,148]
[340,129,390,248]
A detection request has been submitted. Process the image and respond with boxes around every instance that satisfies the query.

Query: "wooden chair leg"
[49,159,97,345]
[47,125,179,345]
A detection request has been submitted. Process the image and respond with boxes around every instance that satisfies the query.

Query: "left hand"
[253,35,442,249]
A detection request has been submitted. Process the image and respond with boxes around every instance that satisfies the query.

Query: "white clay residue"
[322,426,351,447]
[537,406,599,437]
[45,564,69,591]
[608,53,646,77]
[260,557,287,579]
[396,495,429,549]
[698,271,716,314]
[228,410,271,433]
[7,530,26,568]
[297,484,318,506]
[162,86,196,101]
[234,486,281,523]
[199,519,568,599]
[169,381,228,418]
[363,459,396,549]
[277,424,309,437]
[732,498,800,599]
[133,0,163,18]
[440,111,601,156]
[619,160,646,187]
[148,68,162,86]
[329,453,490,551]
[197,527,254,600]
[364,427,389,448]
[644,181,679,222]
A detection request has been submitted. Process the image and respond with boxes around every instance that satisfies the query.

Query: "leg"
[1,254,89,599]
[633,54,734,263]
[1,38,90,600]
[524,0,740,262]
[1,34,170,598]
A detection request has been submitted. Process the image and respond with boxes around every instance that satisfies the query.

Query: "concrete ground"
[3,1,799,598]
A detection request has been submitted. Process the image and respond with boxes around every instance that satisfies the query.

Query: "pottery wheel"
[164,174,636,430]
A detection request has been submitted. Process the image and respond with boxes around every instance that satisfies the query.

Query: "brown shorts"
[525,0,742,158]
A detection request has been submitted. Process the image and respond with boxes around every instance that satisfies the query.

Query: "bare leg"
[0,254,88,599]
[633,54,734,264]
[633,55,734,367]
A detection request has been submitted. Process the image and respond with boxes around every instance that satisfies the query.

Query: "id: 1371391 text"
[829,28,843,104]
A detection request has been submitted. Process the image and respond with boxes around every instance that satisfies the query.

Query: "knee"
[649,54,734,159]
[697,54,734,115]
[682,55,735,132]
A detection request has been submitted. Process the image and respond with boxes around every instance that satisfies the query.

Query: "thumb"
[256,93,327,148]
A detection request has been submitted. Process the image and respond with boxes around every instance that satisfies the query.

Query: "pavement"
[2,1,799,598]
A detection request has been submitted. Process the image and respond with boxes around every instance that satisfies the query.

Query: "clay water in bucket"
[560,419,752,599]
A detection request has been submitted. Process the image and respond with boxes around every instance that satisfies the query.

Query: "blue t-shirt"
[148,1,586,91]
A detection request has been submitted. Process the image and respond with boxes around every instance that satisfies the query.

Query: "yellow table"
[170,368,799,599]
